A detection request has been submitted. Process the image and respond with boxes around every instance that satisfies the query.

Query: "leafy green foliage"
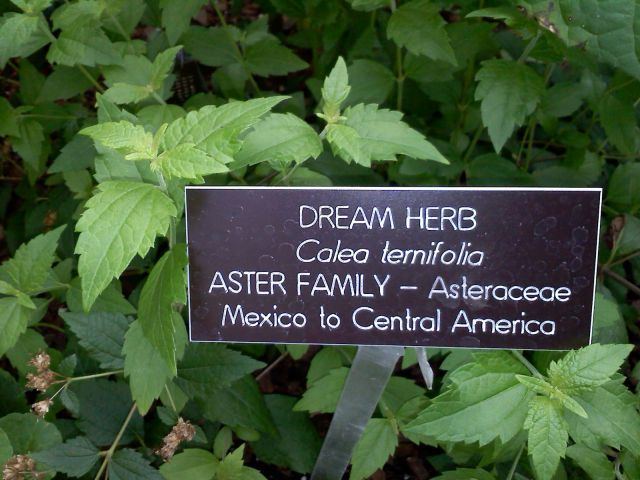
[1,0,639,478]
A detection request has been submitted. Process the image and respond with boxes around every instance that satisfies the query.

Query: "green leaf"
[0,13,50,66]
[176,344,264,398]
[344,103,448,164]
[160,449,218,480]
[0,225,63,295]
[154,145,228,181]
[75,181,177,311]
[0,297,33,357]
[123,321,174,415]
[294,367,348,413]
[138,245,187,374]
[150,46,182,90]
[599,94,638,155]
[0,98,19,137]
[524,396,568,480]
[251,395,321,474]
[181,26,240,67]
[0,413,61,453]
[160,0,205,45]
[47,23,121,67]
[32,437,100,478]
[103,83,153,105]
[80,121,154,160]
[387,0,456,64]
[60,310,130,369]
[515,375,588,418]
[566,444,615,480]
[37,66,94,103]
[216,445,266,480]
[162,97,287,159]
[65,278,135,315]
[564,377,640,456]
[244,37,308,77]
[432,469,496,480]
[475,59,544,152]
[321,56,350,117]
[307,347,349,385]
[548,343,634,393]
[592,291,628,344]
[326,123,368,166]
[234,113,322,169]
[345,59,395,107]
[405,352,532,446]
[607,162,640,212]
[349,418,398,480]
[0,428,12,467]
[558,0,640,79]
[109,449,162,480]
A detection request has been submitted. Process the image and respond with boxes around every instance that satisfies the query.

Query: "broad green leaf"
[0,13,50,66]
[75,181,177,311]
[138,245,187,374]
[154,145,229,182]
[294,367,348,413]
[387,0,456,64]
[201,376,275,434]
[37,65,93,102]
[49,135,96,173]
[349,418,398,480]
[80,121,154,160]
[162,97,287,158]
[548,343,633,393]
[123,321,174,415]
[6,329,48,376]
[307,347,349,385]
[13,118,45,182]
[607,162,640,212]
[600,94,638,155]
[251,395,321,474]
[245,37,308,77]
[0,428,12,467]
[515,375,587,418]
[566,444,615,480]
[346,0,388,12]
[0,98,19,137]
[326,123,368,166]
[564,377,640,455]
[405,352,532,446]
[432,469,496,480]
[558,0,640,79]
[47,23,121,67]
[234,113,322,169]
[181,26,240,67]
[345,59,395,106]
[0,413,61,453]
[321,57,350,117]
[65,278,135,315]
[103,83,152,105]
[0,225,63,294]
[176,344,264,398]
[216,445,266,480]
[32,437,100,478]
[475,59,544,152]
[160,449,218,480]
[592,291,628,344]
[138,105,186,131]
[50,0,104,30]
[0,297,33,357]
[150,46,182,90]
[109,448,162,480]
[160,0,205,45]
[60,310,130,369]
[344,103,448,164]
[524,396,567,480]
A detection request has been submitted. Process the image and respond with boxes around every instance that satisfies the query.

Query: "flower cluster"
[2,455,43,480]
[156,418,196,461]
[25,352,55,393]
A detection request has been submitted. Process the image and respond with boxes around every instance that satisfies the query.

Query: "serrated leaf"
[0,297,33,357]
[150,45,182,90]
[345,59,395,106]
[349,418,398,480]
[387,0,455,64]
[0,413,61,453]
[75,181,177,311]
[244,37,308,77]
[294,367,348,413]
[0,13,50,66]
[60,310,130,369]
[103,83,152,105]
[566,444,615,480]
[0,225,63,295]
[181,26,240,67]
[138,245,187,374]
[66,278,135,315]
[432,469,496,480]
[80,121,154,159]
[234,113,322,169]
[326,123,368,166]
[123,321,174,415]
[32,437,100,478]
[475,59,544,152]
[548,343,633,393]
[515,375,588,418]
[47,23,121,67]
[600,94,638,155]
[154,145,228,182]
[607,162,640,212]
[524,396,567,480]
[216,445,266,480]
[0,428,12,467]
[344,103,448,163]
[109,449,162,480]
[176,344,264,398]
[160,449,218,480]
[160,0,205,45]
[405,352,532,446]
[322,56,350,116]
[162,97,286,158]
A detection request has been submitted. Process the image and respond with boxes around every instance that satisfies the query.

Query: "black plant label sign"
[185,187,601,350]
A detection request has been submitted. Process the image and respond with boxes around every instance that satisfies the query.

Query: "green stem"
[64,370,124,383]
[603,268,640,297]
[462,124,484,164]
[511,350,544,379]
[77,65,105,93]
[164,385,178,412]
[506,443,525,480]
[517,30,542,63]
[94,403,137,480]
[0,76,19,86]
[210,0,261,95]
[33,322,66,333]
[151,91,167,105]
[156,172,177,247]
[610,250,640,267]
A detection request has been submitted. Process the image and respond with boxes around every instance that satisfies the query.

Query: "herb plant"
[0,0,639,479]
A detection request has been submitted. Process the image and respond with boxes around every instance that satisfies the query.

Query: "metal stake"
[310,345,403,480]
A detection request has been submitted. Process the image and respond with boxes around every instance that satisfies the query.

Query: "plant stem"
[94,403,137,480]
[506,443,525,480]
[156,171,177,247]
[462,124,484,164]
[610,250,640,267]
[152,91,166,105]
[517,30,542,63]
[603,268,640,296]
[164,385,178,412]
[65,370,124,383]
[33,322,66,333]
[77,65,105,93]
[210,0,261,95]
[511,350,543,379]
[256,351,289,381]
